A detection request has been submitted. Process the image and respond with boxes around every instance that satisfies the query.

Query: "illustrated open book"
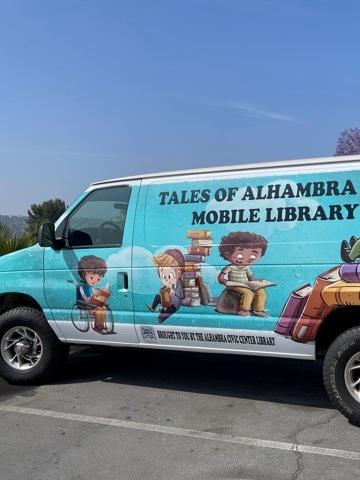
[91,283,111,306]
[225,280,276,291]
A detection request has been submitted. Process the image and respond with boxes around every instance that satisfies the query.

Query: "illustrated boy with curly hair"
[218,231,272,317]
[77,255,109,332]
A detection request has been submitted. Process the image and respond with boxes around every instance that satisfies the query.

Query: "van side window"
[65,186,131,248]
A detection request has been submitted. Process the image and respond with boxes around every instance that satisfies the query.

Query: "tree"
[0,223,33,256]
[26,198,66,242]
[335,128,360,156]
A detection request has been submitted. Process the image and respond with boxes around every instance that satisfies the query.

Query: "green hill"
[0,215,27,236]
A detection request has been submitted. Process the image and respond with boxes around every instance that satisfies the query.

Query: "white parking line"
[0,404,358,460]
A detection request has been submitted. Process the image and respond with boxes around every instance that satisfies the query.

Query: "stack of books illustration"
[182,230,214,307]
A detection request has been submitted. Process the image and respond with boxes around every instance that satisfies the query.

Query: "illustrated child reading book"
[77,255,110,333]
[148,249,185,323]
[217,231,275,317]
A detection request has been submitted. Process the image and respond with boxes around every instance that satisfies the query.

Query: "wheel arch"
[316,306,360,358]
[0,292,44,316]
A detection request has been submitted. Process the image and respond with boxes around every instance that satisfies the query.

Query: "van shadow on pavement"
[55,346,332,410]
[0,380,38,402]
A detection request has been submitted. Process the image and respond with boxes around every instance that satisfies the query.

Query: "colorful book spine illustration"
[196,277,211,306]
[182,298,193,307]
[183,271,200,280]
[274,284,313,336]
[339,263,360,283]
[321,280,360,307]
[188,246,211,256]
[184,262,201,272]
[191,239,213,247]
[187,230,212,240]
[184,255,205,263]
[291,266,340,343]
[182,230,214,307]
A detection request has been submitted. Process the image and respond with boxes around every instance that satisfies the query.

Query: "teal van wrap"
[0,245,45,307]
[130,167,360,358]
[1,163,359,360]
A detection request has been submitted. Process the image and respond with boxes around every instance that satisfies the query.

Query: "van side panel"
[132,166,360,359]
[43,183,141,345]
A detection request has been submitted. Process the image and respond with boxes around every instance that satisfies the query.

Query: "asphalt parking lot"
[0,346,359,480]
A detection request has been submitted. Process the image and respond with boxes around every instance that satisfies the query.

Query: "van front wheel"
[323,327,360,424]
[0,307,69,385]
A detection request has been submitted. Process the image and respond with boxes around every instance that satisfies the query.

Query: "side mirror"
[38,223,58,248]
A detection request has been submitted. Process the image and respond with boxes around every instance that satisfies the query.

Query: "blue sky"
[1,0,359,214]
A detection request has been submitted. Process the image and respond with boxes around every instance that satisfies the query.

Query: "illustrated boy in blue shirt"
[77,255,109,332]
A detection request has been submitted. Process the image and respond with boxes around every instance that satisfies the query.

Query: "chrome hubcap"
[1,327,43,371]
[344,352,360,403]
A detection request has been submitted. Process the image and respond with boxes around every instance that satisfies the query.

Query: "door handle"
[117,272,129,294]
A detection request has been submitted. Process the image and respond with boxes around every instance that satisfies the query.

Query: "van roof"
[91,154,360,186]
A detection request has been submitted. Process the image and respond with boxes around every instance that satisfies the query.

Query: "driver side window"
[66,186,131,248]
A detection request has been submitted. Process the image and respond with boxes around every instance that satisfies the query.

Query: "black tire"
[323,327,360,425]
[0,307,69,385]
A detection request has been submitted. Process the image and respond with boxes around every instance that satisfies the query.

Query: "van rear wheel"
[323,327,360,425]
[0,307,69,385]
